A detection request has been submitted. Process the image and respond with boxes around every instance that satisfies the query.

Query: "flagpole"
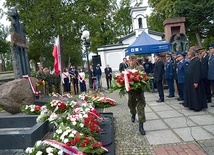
[58,35,64,95]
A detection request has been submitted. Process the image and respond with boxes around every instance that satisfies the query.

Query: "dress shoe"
[179,102,184,105]
[177,98,184,101]
[131,114,136,123]
[211,105,214,107]
[207,100,211,103]
[167,95,175,98]
[156,99,164,103]
[139,122,146,135]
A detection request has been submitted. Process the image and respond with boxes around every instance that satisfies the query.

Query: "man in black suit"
[104,64,112,89]
[72,66,79,95]
[200,48,211,103]
[119,57,129,72]
[153,53,165,102]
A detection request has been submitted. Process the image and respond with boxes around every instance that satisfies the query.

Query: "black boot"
[139,122,146,135]
[131,114,135,123]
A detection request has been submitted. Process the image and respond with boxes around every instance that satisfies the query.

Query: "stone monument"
[163,17,189,53]
[10,8,30,78]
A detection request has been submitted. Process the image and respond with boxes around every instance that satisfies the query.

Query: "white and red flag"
[52,35,61,74]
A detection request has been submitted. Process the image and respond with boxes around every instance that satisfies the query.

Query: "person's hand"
[193,83,198,88]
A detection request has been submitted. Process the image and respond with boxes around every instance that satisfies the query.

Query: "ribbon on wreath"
[122,70,131,91]
[88,110,104,120]
[43,139,84,155]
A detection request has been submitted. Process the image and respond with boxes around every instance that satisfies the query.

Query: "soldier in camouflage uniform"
[43,67,52,95]
[36,63,45,80]
[36,63,46,94]
[127,54,146,135]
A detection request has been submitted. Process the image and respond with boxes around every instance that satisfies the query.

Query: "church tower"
[130,6,149,37]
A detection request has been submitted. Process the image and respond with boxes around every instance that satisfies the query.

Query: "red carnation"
[119,80,125,85]
[133,77,139,82]
[133,71,139,76]
[70,139,76,145]
[34,105,41,111]
[75,137,80,143]
[81,142,87,147]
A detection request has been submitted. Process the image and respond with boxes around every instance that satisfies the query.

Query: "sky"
[0,0,10,27]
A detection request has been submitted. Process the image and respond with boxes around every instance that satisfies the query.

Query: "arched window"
[138,18,142,29]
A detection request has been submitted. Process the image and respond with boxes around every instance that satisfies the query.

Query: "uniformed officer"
[177,52,189,102]
[200,48,211,103]
[127,54,146,135]
[165,53,175,97]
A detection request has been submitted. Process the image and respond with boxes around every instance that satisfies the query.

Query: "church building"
[97,5,165,72]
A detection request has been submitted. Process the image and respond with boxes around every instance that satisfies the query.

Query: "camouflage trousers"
[128,90,146,123]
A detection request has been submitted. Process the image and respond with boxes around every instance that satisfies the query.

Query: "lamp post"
[81,30,92,89]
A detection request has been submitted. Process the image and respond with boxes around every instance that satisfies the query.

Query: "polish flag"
[52,36,61,74]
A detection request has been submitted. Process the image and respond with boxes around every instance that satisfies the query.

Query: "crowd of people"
[154,45,214,111]
[118,44,214,136]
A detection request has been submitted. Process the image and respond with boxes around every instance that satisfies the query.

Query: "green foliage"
[5,0,127,67]
[148,0,214,47]
[0,25,10,54]
[174,0,214,46]
[114,0,133,36]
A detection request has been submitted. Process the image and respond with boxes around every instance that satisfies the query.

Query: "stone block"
[0,115,50,149]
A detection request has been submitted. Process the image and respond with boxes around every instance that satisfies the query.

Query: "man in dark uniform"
[208,44,214,107]
[200,48,211,103]
[94,64,102,88]
[184,50,207,111]
[71,66,79,95]
[165,53,175,98]
[89,65,95,89]
[177,52,189,102]
[172,53,181,100]
[154,53,165,102]
[119,57,129,73]
[104,64,112,89]
[127,54,146,135]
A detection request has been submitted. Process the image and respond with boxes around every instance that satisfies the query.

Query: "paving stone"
[173,127,214,141]
[176,109,207,116]
[146,130,181,145]
[156,110,183,118]
[145,119,168,131]
[188,115,214,125]
[145,112,159,120]
[163,117,196,128]
[145,106,153,112]
[150,104,174,112]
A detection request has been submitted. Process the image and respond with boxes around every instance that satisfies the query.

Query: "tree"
[4,0,120,68]
[0,24,11,71]
[148,0,214,48]
[174,0,214,47]
[113,0,133,37]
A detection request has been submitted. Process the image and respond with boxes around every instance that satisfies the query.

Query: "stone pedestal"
[163,17,186,42]
[0,115,50,149]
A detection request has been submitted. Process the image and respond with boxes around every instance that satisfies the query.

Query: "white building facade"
[97,6,164,72]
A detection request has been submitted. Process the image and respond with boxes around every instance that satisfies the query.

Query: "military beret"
[129,54,137,60]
